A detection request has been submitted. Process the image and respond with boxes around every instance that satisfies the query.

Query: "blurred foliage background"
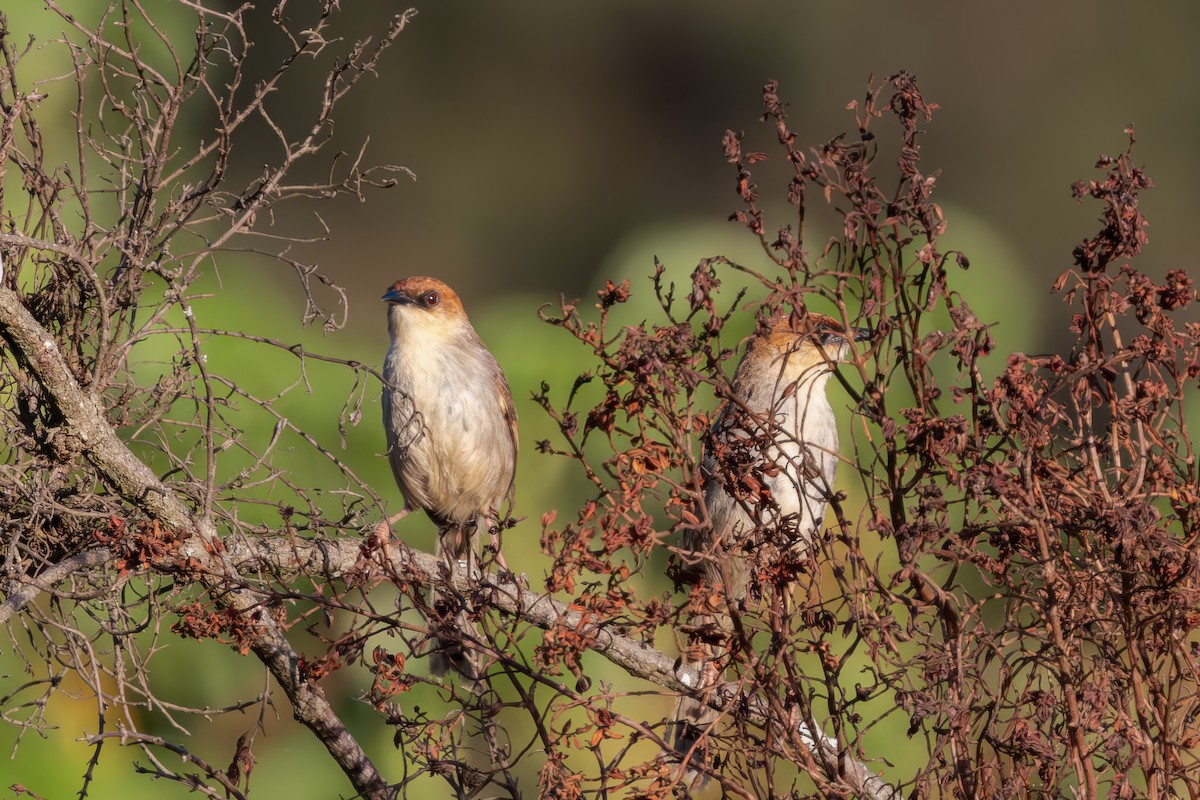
[3,1,1200,797]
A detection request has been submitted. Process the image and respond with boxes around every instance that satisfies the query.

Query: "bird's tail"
[668,682,720,790]
[429,521,484,684]
[667,602,726,791]
[668,551,750,789]
[428,597,483,683]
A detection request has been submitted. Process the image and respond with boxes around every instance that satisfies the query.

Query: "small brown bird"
[669,312,870,788]
[381,276,518,681]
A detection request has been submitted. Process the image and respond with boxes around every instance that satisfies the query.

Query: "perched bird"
[669,312,870,788]
[380,276,518,681]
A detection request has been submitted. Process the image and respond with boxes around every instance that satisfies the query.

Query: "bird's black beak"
[381,288,413,305]
[818,326,875,347]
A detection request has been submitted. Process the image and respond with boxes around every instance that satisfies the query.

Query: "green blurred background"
[3,1,1199,796]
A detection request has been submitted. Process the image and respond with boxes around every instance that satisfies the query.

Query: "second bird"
[381,276,518,682]
[670,312,870,787]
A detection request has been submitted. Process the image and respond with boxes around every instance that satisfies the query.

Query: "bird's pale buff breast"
[383,316,515,524]
[688,344,843,599]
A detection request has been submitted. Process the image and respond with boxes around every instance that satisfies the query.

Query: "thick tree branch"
[0,526,900,799]
[224,536,902,800]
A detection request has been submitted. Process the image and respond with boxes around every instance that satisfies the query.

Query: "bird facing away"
[381,276,518,681]
[669,312,870,788]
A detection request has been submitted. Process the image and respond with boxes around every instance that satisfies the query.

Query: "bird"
[380,276,518,682]
[669,311,870,789]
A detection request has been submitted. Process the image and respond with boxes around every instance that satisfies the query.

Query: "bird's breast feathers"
[702,372,840,549]
[383,327,516,520]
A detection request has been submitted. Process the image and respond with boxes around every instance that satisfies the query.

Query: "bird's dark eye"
[421,291,440,307]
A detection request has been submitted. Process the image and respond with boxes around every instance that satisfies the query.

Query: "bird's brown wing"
[496,365,519,508]
[381,383,428,503]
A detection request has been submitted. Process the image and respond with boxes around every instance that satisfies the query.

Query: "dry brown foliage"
[2,3,1198,799]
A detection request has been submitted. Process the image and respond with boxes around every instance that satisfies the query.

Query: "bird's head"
[748,313,872,383]
[382,276,472,339]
